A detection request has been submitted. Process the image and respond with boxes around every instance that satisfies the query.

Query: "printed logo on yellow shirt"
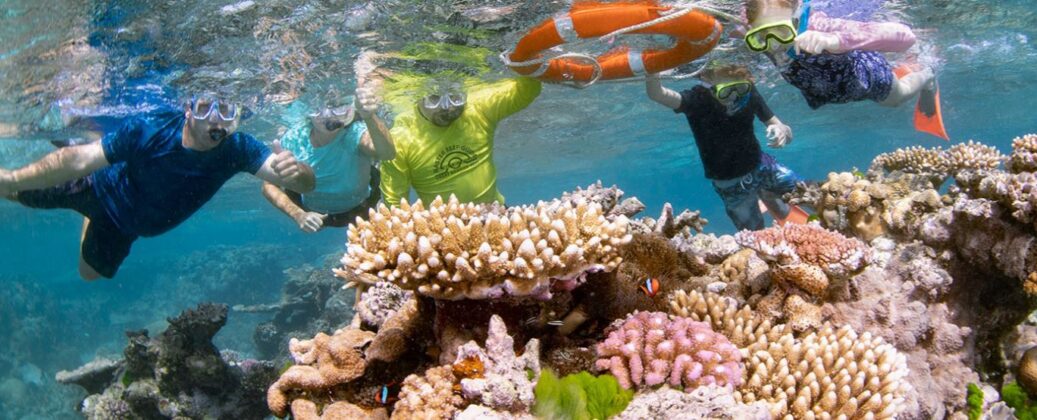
[433,145,478,179]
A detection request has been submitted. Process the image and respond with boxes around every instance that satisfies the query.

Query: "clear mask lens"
[192,98,238,121]
[423,92,466,110]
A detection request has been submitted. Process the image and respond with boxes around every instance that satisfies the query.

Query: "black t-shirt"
[675,85,774,180]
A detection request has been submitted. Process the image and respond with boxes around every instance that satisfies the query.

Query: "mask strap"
[795,0,812,33]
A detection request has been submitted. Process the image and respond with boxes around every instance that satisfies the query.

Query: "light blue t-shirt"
[281,121,373,214]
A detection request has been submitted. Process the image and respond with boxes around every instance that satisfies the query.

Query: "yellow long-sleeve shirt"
[380,77,542,207]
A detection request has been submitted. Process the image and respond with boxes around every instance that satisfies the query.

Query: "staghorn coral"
[357,281,413,328]
[338,195,633,300]
[1010,134,1037,174]
[870,146,949,177]
[393,365,464,419]
[668,291,912,419]
[735,223,870,277]
[946,140,1005,174]
[267,328,375,418]
[455,314,541,413]
[615,384,770,420]
[594,311,743,391]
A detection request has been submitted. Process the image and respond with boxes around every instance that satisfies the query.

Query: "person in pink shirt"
[743,0,936,110]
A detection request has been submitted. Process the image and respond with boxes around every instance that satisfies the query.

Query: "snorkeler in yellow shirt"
[379,77,542,207]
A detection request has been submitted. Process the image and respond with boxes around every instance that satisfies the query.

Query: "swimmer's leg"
[78,217,101,281]
[880,67,935,107]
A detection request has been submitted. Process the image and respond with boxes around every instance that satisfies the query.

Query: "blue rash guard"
[91,113,271,237]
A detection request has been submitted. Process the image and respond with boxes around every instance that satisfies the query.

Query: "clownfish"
[639,278,660,297]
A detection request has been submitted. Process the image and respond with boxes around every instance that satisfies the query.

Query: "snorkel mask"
[712,80,752,101]
[419,89,467,127]
[744,0,812,58]
[189,97,240,143]
[309,103,356,131]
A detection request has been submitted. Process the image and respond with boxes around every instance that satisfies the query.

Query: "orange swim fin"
[914,80,949,141]
[760,200,811,226]
[894,64,949,141]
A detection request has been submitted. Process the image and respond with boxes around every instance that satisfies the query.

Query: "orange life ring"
[506,2,722,84]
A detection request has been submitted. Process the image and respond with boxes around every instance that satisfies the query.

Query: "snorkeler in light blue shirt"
[263,85,396,233]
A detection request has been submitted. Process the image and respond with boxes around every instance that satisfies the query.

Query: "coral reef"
[455,315,541,413]
[365,294,425,363]
[1010,134,1037,174]
[628,202,708,238]
[1020,347,1037,396]
[250,254,356,360]
[60,303,278,419]
[357,281,414,329]
[267,327,376,418]
[594,311,743,390]
[615,384,770,420]
[338,194,633,300]
[393,365,465,419]
[870,145,949,178]
[670,291,912,419]
[735,223,869,331]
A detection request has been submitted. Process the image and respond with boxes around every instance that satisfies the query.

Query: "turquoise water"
[0,0,1035,417]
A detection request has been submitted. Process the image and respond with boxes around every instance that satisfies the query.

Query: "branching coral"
[594,311,743,391]
[267,328,375,418]
[393,365,465,419]
[669,291,912,419]
[738,324,912,419]
[338,195,632,300]
[946,140,1005,174]
[1011,134,1037,174]
[629,203,708,238]
[870,146,949,177]
[455,314,541,413]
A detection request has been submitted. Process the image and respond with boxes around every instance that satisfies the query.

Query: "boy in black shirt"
[645,63,806,231]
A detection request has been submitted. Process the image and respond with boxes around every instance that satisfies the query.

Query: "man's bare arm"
[0,143,109,195]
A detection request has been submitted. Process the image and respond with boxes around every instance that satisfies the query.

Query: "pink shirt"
[808,11,916,53]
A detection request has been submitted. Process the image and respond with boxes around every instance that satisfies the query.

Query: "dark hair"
[700,63,754,83]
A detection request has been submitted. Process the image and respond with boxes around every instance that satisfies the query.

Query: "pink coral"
[735,223,869,277]
[594,311,742,391]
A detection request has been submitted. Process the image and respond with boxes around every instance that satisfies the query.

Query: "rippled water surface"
[1,0,1035,417]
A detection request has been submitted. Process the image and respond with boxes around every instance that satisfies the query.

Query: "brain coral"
[338,195,632,300]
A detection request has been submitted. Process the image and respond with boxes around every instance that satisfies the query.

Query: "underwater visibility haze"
[1,0,1037,418]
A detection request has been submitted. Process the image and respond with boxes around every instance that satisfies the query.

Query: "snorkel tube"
[786,0,813,60]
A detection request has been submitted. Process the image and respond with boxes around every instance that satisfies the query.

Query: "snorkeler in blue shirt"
[646,63,807,231]
[263,84,396,233]
[0,97,315,280]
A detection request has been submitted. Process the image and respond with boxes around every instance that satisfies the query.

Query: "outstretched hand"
[795,31,840,55]
[766,123,793,148]
[295,211,328,233]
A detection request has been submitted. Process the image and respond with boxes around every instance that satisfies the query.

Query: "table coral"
[735,223,870,277]
[267,328,375,418]
[870,146,949,177]
[946,140,1005,174]
[338,195,632,300]
[594,311,743,391]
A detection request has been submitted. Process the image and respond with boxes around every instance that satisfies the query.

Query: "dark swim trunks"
[781,50,895,109]
[16,177,137,278]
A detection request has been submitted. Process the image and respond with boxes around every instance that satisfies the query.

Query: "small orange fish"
[640,278,660,297]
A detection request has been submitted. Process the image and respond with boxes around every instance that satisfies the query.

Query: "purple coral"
[594,311,743,391]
